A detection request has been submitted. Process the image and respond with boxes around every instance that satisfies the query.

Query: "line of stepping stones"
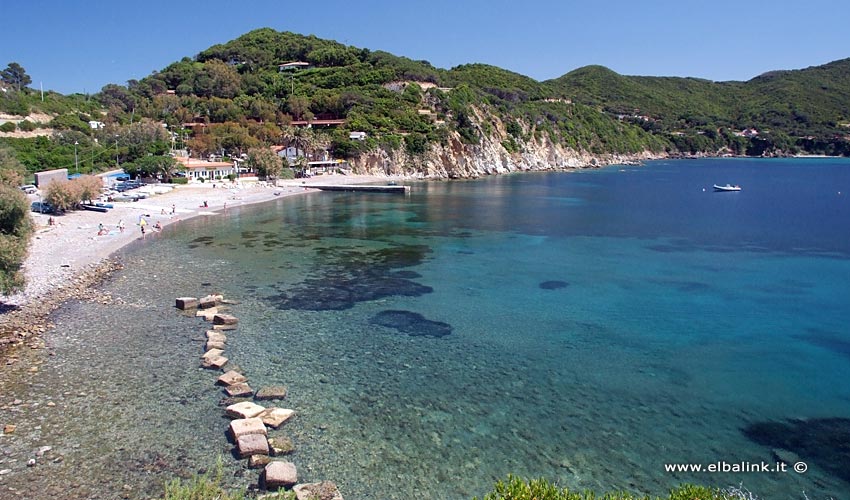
[176,295,344,500]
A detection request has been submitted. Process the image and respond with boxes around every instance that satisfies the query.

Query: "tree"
[43,180,80,212]
[1,62,32,91]
[124,155,178,180]
[74,175,104,203]
[0,145,26,186]
[246,147,282,180]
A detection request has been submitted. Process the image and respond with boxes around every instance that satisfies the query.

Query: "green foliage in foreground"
[162,460,294,500]
[162,471,748,500]
[476,476,735,500]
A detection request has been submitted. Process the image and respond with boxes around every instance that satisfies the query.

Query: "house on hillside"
[175,157,237,181]
[276,146,305,163]
[278,61,312,72]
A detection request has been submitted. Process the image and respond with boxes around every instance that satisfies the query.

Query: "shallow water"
[2,158,850,499]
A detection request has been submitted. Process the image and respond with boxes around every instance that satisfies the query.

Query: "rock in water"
[230,417,267,440]
[225,383,254,397]
[294,481,344,500]
[255,386,287,400]
[237,434,269,458]
[175,297,199,310]
[226,401,266,419]
[263,461,297,489]
[213,314,238,325]
[217,370,247,386]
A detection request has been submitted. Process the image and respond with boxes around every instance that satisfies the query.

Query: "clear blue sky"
[2,0,848,94]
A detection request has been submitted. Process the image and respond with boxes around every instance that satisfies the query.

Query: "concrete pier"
[311,184,410,194]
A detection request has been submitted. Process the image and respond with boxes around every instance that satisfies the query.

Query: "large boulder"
[255,386,287,401]
[263,461,297,489]
[212,324,238,331]
[217,370,247,386]
[258,408,295,428]
[205,340,226,351]
[175,297,199,310]
[237,433,269,458]
[293,481,344,500]
[229,417,267,440]
[226,401,266,419]
[213,314,239,325]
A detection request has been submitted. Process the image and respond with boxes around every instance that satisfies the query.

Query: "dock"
[311,184,410,194]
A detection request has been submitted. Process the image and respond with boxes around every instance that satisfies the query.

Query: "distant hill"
[545,59,850,155]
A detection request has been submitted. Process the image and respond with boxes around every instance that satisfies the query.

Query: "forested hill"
[545,59,850,155]
[2,29,848,181]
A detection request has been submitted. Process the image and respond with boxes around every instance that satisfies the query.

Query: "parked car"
[19,184,37,194]
[30,201,57,214]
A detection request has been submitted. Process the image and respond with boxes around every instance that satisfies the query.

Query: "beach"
[0,174,395,350]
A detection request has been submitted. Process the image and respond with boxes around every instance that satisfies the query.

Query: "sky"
[2,0,849,95]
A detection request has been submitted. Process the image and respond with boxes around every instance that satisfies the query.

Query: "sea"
[1,158,849,500]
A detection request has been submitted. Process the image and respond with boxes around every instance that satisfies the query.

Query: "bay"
[2,158,849,499]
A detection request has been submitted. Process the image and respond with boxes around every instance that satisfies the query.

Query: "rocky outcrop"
[347,106,662,179]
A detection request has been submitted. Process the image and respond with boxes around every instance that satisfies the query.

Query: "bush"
[163,459,293,500]
[0,122,16,133]
[17,120,36,132]
[476,476,733,500]
[0,184,33,295]
[170,177,188,184]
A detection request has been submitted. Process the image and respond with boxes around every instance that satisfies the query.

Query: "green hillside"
[546,59,850,155]
[2,29,849,182]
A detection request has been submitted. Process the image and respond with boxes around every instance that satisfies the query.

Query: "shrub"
[476,476,733,500]
[0,122,16,133]
[170,177,188,184]
[17,120,36,132]
[163,459,293,500]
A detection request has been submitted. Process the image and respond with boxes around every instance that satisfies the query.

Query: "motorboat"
[713,184,742,192]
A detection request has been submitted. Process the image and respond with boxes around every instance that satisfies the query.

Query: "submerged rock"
[370,310,453,338]
[742,417,850,483]
[225,383,254,397]
[255,386,288,401]
[293,481,344,500]
[539,280,569,290]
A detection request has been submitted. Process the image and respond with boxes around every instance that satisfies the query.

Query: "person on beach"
[161,208,167,215]
[171,204,175,215]
[97,223,106,236]
[141,224,146,239]
[117,219,124,233]
[154,221,162,231]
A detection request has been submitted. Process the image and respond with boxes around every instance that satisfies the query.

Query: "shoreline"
[0,174,398,353]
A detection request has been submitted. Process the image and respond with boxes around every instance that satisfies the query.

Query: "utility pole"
[74,141,79,173]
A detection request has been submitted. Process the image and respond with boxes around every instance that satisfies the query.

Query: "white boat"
[713,184,742,192]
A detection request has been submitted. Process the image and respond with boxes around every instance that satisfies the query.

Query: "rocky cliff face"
[347,107,664,179]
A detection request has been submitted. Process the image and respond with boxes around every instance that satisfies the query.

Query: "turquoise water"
[2,158,850,499]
